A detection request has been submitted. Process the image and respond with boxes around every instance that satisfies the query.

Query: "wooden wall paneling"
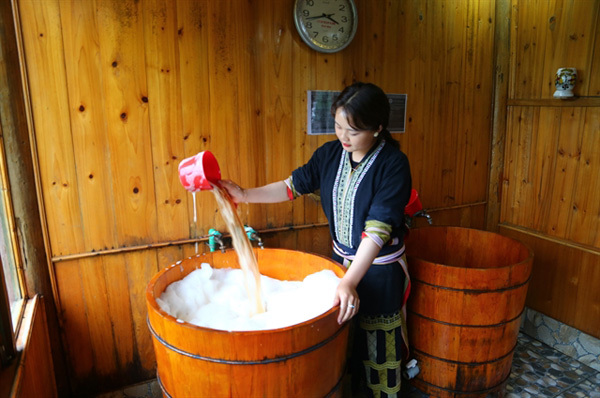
[418,1,452,208]
[18,0,84,256]
[53,261,93,385]
[102,254,135,377]
[356,0,386,83]
[379,0,410,171]
[509,0,550,99]
[232,1,264,231]
[124,250,159,377]
[59,0,118,252]
[296,226,331,257]
[290,14,313,228]
[500,106,519,224]
[78,257,117,377]
[397,0,426,196]
[256,0,295,229]
[590,13,600,95]
[515,107,539,228]
[413,203,487,230]
[96,0,158,247]
[156,245,184,269]
[500,106,537,226]
[540,0,599,98]
[499,225,600,338]
[261,226,331,257]
[205,1,241,234]
[439,1,467,207]
[175,1,217,238]
[458,0,494,205]
[307,48,336,227]
[143,0,188,242]
[546,107,584,241]
[510,0,600,99]
[526,107,560,231]
[181,244,198,260]
[486,0,511,231]
[567,108,600,247]
[379,0,405,92]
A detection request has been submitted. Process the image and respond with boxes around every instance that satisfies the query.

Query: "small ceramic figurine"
[553,68,577,98]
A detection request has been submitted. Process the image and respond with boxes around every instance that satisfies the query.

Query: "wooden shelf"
[508,97,600,107]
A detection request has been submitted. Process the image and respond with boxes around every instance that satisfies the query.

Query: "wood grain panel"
[59,0,118,252]
[510,0,600,99]
[254,0,295,229]
[18,0,84,256]
[546,107,585,239]
[53,260,93,382]
[79,257,117,376]
[96,0,158,246]
[500,0,600,351]
[124,250,159,376]
[175,1,216,238]
[143,0,188,241]
[102,254,135,375]
[501,106,600,247]
[590,15,600,95]
[569,108,600,246]
[499,225,600,338]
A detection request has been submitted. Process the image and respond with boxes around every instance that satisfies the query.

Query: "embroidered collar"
[332,140,386,247]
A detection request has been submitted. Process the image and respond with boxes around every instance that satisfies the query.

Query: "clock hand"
[306,13,327,20]
[325,14,339,24]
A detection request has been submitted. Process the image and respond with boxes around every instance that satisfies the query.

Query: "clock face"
[294,0,357,53]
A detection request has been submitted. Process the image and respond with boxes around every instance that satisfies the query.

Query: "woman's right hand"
[219,180,247,203]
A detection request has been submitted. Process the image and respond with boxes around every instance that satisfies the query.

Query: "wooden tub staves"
[405,227,533,398]
[146,248,349,398]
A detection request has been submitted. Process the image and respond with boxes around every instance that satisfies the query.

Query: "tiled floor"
[402,333,600,398]
[98,333,600,398]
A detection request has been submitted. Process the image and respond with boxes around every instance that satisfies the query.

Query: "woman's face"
[334,108,379,161]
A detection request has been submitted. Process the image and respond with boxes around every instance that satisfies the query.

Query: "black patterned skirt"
[333,252,410,398]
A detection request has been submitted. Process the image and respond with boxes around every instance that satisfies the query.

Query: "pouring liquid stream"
[211,184,265,315]
[193,192,198,254]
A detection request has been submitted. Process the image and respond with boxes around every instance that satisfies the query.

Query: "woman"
[222,82,412,397]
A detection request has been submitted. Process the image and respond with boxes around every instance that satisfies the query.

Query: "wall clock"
[293,0,358,53]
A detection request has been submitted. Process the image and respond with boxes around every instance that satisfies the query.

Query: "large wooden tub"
[405,226,533,398]
[146,248,349,398]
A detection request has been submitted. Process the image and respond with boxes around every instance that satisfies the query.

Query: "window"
[0,191,23,330]
[0,124,24,367]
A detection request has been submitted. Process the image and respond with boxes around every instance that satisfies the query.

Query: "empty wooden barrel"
[405,226,533,398]
[146,248,349,398]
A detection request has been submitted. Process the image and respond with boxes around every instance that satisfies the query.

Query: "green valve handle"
[244,226,264,249]
[244,226,257,241]
[208,228,223,252]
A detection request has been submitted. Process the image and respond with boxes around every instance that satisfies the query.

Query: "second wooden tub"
[405,226,533,397]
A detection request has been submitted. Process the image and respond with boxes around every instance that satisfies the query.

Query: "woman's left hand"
[333,280,359,324]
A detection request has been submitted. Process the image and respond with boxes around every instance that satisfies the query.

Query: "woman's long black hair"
[330,82,400,150]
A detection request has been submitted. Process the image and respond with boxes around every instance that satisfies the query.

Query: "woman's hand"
[219,180,247,203]
[333,279,360,324]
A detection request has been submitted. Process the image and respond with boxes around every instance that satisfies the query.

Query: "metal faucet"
[405,210,433,229]
[244,226,264,249]
[208,228,226,253]
[413,210,433,225]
